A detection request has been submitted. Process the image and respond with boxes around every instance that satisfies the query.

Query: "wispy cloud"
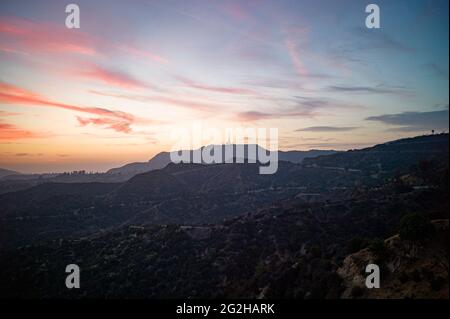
[424,63,449,79]
[75,64,152,90]
[366,110,449,132]
[328,84,411,96]
[0,17,96,56]
[0,82,159,133]
[295,126,358,132]
[243,77,305,90]
[176,76,256,95]
[352,27,415,53]
[0,82,135,122]
[0,121,46,140]
[283,141,372,150]
[284,27,309,77]
[0,46,29,56]
[293,96,362,112]
[90,90,223,113]
[120,45,169,64]
[294,97,331,110]
[220,1,250,20]
[76,116,132,133]
[0,110,20,116]
[234,109,315,122]
[0,16,169,65]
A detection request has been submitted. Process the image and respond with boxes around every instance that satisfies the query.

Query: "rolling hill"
[0,134,447,251]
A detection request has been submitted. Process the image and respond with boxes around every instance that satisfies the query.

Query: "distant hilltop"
[0,168,20,179]
[0,133,448,191]
[106,145,338,177]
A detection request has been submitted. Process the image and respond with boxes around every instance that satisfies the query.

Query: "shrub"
[430,276,445,291]
[398,271,409,284]
[410,269,422,282]
[347,237,370,254]
[310,245,321,258]
[369,239,390,263]
[399,213,435,241]
[351,286,364,298]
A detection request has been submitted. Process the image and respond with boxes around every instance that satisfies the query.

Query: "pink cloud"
[220,0,262,21]
[121,45,169,64]
[284,38,308,77]
[222,2,250,20]
[284,27,309,77]
[0,82,163,133]
[0,17,96,56]
[0,82,135,122]
[0,17,169,65]
[76,64,152,90]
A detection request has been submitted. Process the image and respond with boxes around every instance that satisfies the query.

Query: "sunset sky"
[0,0,448,173]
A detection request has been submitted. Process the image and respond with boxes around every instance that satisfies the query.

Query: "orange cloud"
[76,116,132,133]
[0,122,45,140]
[0,110,20,116]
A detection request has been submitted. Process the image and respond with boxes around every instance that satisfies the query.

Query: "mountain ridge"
[106,145,339,177]
[0,133,447,251]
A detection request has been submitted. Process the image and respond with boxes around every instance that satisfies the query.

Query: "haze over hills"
[0,133,448,298]
[0,146,338,194]
[303,134,449,176]
[0,160,362,250]
[106,145,339,178]
[0,168,20,179]
[0,134,447,248]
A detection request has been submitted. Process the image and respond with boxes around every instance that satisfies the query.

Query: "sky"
[0,0,448,173]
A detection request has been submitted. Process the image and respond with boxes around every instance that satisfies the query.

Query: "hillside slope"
[303,133,449,176]
[106,146,339,177]
[0,168,20,179]
[338,220,448,299]
[0,163,447,298]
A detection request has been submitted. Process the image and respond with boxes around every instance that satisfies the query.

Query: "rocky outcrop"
[338,220,449,299]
